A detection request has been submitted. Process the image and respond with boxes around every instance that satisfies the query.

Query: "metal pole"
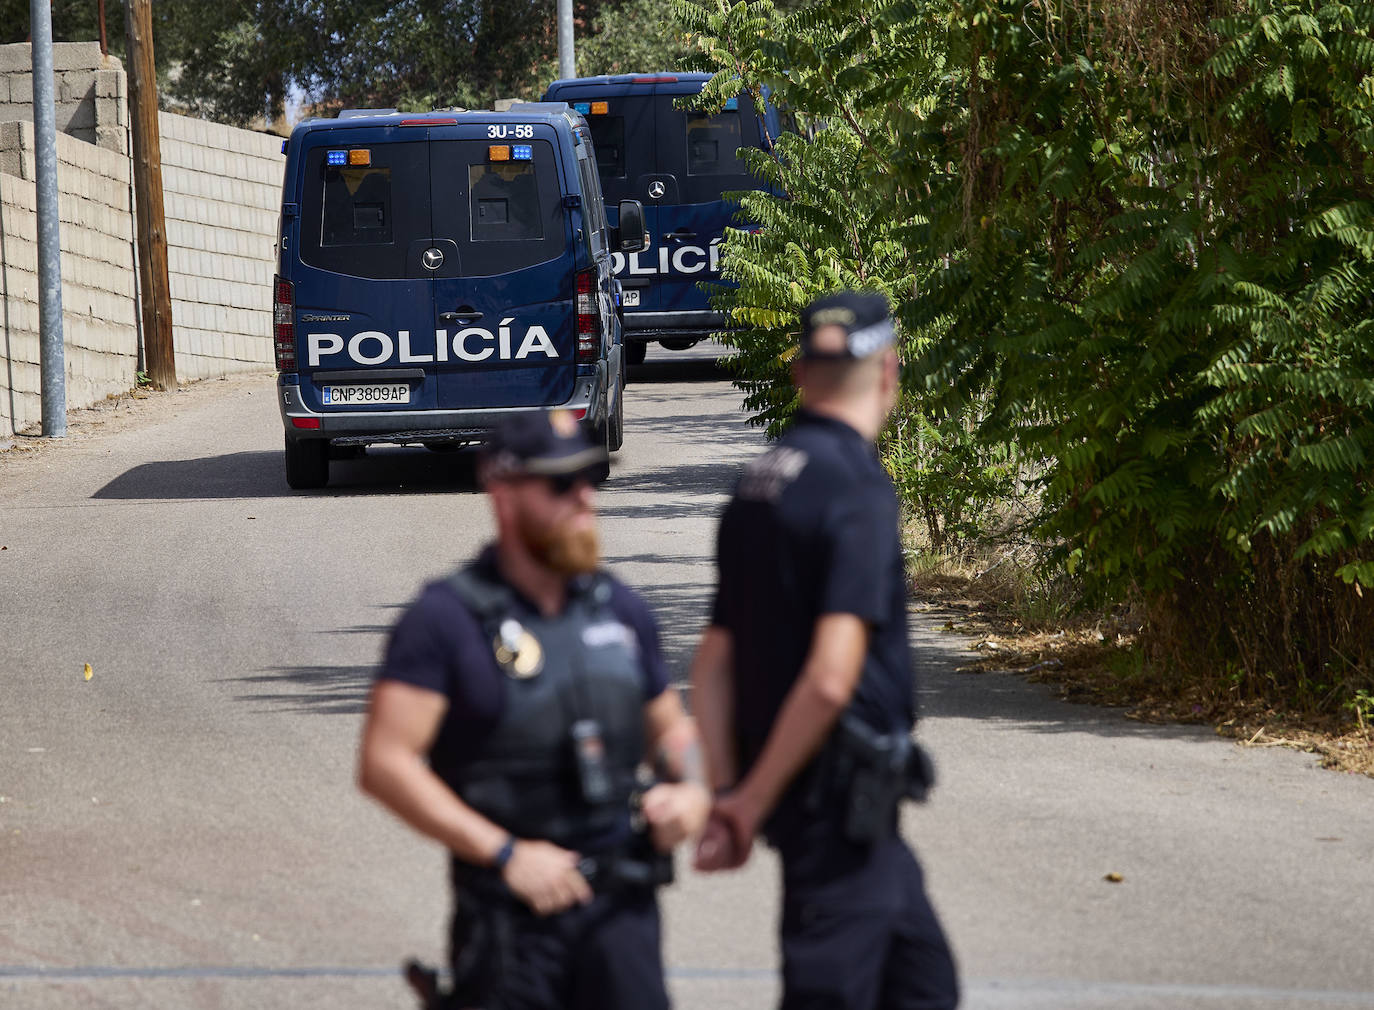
[31,0,67,438]
[557,0,575,80]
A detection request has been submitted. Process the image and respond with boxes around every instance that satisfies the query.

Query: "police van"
[272,104,646,489]
[541,73,783,365]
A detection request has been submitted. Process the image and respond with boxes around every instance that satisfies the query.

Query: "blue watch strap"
[492,834,516,871]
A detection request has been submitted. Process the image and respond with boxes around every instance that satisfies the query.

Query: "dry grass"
[908,553,1374,778]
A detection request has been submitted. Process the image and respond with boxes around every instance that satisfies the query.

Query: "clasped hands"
[692,789,760,873]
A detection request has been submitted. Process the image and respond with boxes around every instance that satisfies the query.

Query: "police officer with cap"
[690,292,960,1008]
[359,409,711,1009]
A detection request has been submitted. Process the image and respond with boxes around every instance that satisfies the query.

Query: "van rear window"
[686,111,744,176]
[586,116,626,179]
[300,141,429,280]
[322,167,393,246]
[470,163,545,241]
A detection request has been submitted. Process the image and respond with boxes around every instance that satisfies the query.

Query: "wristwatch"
[491,834,516,871]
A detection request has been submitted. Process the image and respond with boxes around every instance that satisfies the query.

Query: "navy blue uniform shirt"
[712,410,915,823]
[379,546,670,780]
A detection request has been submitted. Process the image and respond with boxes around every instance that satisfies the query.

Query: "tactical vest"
[440,564,647,851]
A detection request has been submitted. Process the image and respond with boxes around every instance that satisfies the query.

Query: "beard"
[520,514,600,576]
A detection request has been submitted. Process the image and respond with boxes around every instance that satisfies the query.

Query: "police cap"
[799,291,894,360]
[483,409,608,482]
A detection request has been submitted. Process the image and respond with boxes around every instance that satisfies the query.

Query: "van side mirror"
[618,200,647,253]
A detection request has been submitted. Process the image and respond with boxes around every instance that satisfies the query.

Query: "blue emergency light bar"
[573,102,591,115]
[327,150,348,166]
[512,145,533,161]
[724,97,739,111]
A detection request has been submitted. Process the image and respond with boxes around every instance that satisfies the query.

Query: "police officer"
[358,409,710,1010]
[690,292,960,1009]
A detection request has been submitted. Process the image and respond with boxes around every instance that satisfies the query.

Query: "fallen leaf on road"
[83,663,93,681]
[1104,872,1124,883]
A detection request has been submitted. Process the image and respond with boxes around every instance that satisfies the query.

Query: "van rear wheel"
[626,341,647,367]
[285,436,329,490]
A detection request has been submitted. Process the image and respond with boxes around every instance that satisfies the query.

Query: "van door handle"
[664,230,697,242]
[440,309,483,324]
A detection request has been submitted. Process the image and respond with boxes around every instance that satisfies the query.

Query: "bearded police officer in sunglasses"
[359,410,710,1010]
[690,292,960,1009]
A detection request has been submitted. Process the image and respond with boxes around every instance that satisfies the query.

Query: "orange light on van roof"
[488,145,511,161]
[590,101,609,115]
[347,149,371,166]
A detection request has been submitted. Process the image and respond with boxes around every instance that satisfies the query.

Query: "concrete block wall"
[0,41,286,435]
[158,112,284,381]
[0,121,137,438]
[0,43,128,155]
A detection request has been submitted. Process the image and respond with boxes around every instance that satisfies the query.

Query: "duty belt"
[804,713,937,844]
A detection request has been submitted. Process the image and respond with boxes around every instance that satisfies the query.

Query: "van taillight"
[273,276,296,371]
[576,270,598,364]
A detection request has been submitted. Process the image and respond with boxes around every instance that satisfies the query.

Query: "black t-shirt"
[712,410,916,788]
[379,548,670,774]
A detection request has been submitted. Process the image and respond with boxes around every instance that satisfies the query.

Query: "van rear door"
[426,124,576,409]
[653,87,764,315]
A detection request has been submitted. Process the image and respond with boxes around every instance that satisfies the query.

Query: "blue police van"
[272,104,646,489]
[541,73,782,365]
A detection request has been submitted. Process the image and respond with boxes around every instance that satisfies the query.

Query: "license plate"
[622,289,640,307]
[321,383,411,405]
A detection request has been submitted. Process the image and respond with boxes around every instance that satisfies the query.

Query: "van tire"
[285,437,329,490]
[626,341,647,367]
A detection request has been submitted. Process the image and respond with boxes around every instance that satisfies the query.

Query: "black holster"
[805,713,936,845]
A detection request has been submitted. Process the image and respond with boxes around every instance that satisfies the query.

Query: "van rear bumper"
[622,309,727,341]
[278,370,605,445]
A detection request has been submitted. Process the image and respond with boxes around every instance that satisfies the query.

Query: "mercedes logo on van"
[421,247,445,271]
[648,181,666,200]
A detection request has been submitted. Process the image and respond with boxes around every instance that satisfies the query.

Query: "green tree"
[578,0,693,76]
[682,0,1374,708]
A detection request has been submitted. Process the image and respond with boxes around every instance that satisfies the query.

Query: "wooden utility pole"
[123,0,176,390]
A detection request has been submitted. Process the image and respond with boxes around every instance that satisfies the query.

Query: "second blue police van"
[273,104,646,489]
[541,73,782,365]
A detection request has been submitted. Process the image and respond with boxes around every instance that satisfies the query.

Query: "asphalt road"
[2,343,1373,1010]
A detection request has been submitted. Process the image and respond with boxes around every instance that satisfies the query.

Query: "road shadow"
[91,447,483,500]
[601,460,744,509]
[218,608,410,714]
[628,354,732,385]
[225,662,376,715]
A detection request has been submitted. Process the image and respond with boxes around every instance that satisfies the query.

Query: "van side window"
[469,162,544,242]
[686,111,744,176]
[576,153,606,237]
[322,167,393,246]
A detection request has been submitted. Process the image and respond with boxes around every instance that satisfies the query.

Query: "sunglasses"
[546,468,604,495]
